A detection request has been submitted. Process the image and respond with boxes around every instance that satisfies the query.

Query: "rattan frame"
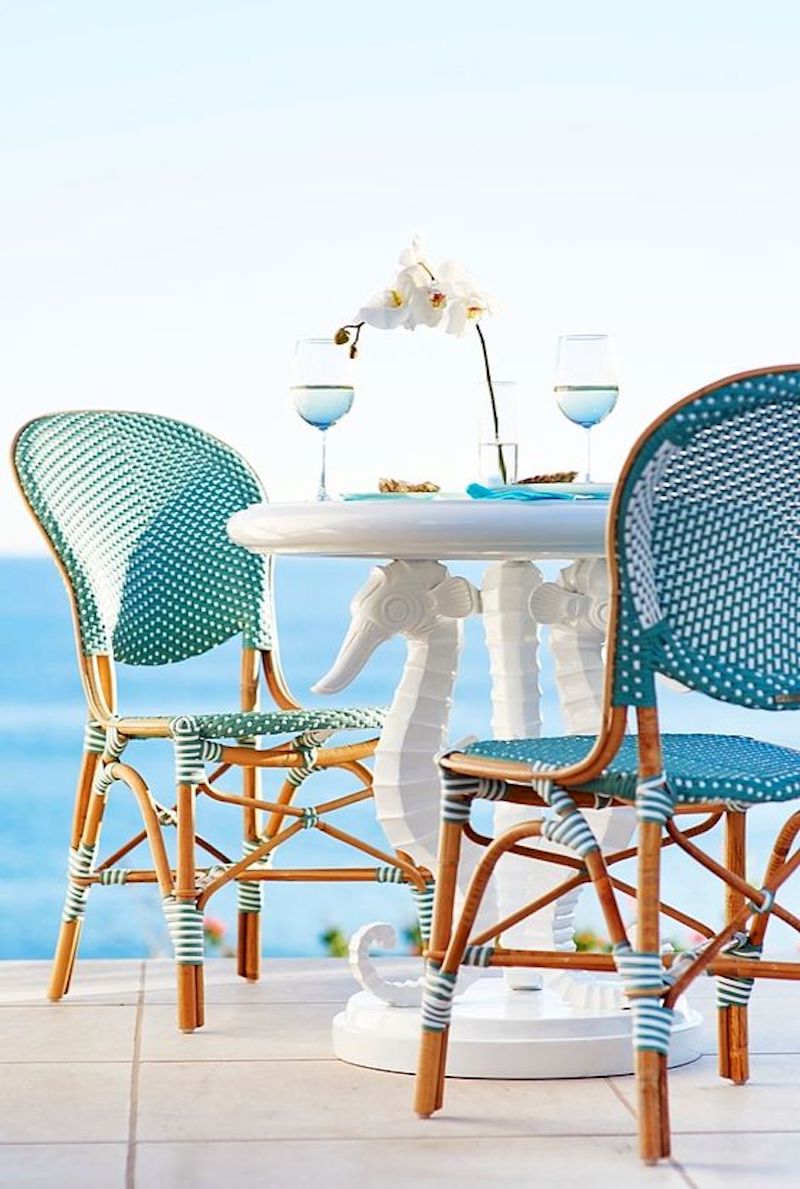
[414,365,800,1164]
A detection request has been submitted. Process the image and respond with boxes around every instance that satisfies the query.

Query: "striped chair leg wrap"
[375,865,406,883]
[410,880,436,945]
[530,760,556,802]
[285,763,315,789]
[716,940,762,1008]
[614,944,673,1055]
[421,964,458,1033]
[96,868,130,885]
[162,896,205,965]
[542,787,600,857]
[441,769,481,824]
[629,998,674,1055]
[63,842,96,921]
[237,839,269,913]
[102,721,129,763]
[84,719,107,754]
[92,762,116,797]
[477,778,508,801]
[462,944,494,967]
[286,728,334,784]
[170,716,205,785]
[636,773,674,825]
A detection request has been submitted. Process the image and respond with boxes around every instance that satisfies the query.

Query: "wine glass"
[290,338,354,501]
[553,334,619,482]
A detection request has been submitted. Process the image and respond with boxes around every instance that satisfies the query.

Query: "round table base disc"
[332,976,703,1079]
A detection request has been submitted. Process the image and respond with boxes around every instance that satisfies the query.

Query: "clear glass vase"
[478,380,518,487]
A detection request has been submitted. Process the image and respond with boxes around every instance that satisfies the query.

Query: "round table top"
[227,498,609,561]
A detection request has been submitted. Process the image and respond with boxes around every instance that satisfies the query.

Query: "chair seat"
[464,733,800,805]
[116,706,386,740]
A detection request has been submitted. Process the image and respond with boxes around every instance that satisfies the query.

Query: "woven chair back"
[13,411,272,665]
[611,366,800,711]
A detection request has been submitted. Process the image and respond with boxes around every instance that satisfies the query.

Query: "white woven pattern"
[623,440,678,631]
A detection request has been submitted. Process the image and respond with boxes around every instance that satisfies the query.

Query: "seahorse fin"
[431,576,480,619]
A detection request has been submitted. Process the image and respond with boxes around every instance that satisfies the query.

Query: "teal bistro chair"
[12,411,430,1032]
[413,365,800,1164]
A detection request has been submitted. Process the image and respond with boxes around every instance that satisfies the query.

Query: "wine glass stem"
[584,427,592,483]
[317,430,329,502]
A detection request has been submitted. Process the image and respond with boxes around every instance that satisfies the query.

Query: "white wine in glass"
[290,338,354,501]
[554,334,618,481]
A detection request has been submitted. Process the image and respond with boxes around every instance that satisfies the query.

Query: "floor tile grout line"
[124,961,145,1189]
[3,1127,800,1149]
[670,1157,700,1189]
[603,1076,636,1119]
[0,1141,130,1148]
[3,1129,800,1149]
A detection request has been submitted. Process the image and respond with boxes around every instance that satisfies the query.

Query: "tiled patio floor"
[1,958,799,1187]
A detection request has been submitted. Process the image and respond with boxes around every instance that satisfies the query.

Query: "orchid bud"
[334,327,350,345]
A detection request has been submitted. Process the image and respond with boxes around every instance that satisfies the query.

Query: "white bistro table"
[228,499,701,1078]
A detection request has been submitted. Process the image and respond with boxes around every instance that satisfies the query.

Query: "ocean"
[1,557,798,961]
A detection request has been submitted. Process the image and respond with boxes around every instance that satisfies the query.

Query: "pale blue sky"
[3,1,799,550]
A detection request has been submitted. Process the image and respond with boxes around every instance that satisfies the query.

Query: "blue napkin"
[467,483,611,502]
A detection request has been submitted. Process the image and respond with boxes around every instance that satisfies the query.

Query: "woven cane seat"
[465,733,800,805]
[116,706,386,739]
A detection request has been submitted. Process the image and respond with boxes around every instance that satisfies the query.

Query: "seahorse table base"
[307,549,703,1080]
[332,976,702,1078]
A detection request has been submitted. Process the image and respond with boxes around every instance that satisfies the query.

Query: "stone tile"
[0,1005,138,1062]
[140,1002,336,1061]
[136,1059,635,1142]
[612,1054,800,1134]
[675,1131,800,1185]
[0,960,143,1006]
[0,1063,130,1143]
[135,1135,685,1187]
[0,1143,128,1189]
[143,956,418,1005]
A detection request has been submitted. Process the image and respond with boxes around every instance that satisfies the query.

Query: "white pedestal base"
[332,975,703,1079]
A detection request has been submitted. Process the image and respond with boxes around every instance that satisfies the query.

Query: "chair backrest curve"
[13,410,272,665]
[609,365,800,712]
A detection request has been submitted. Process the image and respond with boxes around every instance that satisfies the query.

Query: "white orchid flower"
[446,290,492,336]
[437,260,493,336]
[351,241,491,335]
[356,281,414,329]
[404,273,450,329]
[398,234,429,269]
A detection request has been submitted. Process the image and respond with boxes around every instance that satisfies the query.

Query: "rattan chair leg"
[177,964,199,1033]
[725,1004,748,1083]
[414,817,464,1118]
[237,777,261,985]
[237,650,262,983]
[194,963,205,1028]
[175,782,202,1033]
[636,815,671,1164]
[48,756,106,1001]
[719,810,749,1084]
[48,919,83,1001]
[416,1031,449,1117]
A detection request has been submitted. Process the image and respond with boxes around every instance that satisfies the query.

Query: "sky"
[2,1,800,552]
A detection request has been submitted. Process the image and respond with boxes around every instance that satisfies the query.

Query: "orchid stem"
[475,323,507,484]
